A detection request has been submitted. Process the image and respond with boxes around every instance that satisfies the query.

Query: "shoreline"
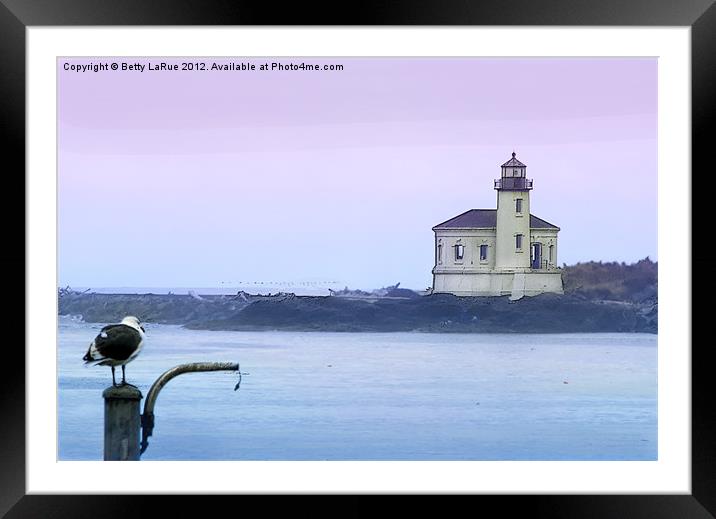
[58,291,657,334]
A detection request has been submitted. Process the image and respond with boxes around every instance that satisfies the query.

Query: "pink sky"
[58,57,657,290]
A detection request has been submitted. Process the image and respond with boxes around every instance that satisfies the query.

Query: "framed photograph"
[8,0,710,516]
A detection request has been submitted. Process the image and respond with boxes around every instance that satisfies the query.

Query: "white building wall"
[530,229,560,269]
[433,271,514,295]
[433,271,563,297]
[522,271,563,295]
[495,190,531,270]
[434,229,497,272]
[432,225,562,297]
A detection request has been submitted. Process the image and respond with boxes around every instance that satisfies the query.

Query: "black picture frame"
[5,0,711,516]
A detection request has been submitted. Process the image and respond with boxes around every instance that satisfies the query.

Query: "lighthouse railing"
[494,178,533,190]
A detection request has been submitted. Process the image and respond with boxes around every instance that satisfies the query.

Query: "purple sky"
[58,57,657,290]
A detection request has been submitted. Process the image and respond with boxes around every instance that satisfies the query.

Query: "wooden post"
[103,385,143,461]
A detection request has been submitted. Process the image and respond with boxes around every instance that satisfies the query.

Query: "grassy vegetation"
[562,257,657,302]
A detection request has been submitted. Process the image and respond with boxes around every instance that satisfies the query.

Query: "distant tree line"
[562,257,657,302]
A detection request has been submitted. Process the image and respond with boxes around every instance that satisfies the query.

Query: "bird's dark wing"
[99,324,125,334]
[93,324,142,361]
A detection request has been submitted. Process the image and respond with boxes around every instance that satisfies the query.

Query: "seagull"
[83,316,146,386]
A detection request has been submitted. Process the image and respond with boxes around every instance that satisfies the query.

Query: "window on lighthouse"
[515,198,523,213]
[515,234,523,250]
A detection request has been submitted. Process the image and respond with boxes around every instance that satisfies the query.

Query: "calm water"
[58,317,657,460]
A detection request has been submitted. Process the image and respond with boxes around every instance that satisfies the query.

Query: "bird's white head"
[121,315,146,333]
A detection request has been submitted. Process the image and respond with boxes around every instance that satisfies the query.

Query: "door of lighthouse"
[531,243,542,270]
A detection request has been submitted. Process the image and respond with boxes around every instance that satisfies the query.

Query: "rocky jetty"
[59,290,656,334]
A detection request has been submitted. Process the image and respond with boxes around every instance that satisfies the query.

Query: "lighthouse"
[495,152,533,270]
[431,152,563,299]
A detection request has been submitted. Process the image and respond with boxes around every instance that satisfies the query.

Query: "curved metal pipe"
[140,362,239,455]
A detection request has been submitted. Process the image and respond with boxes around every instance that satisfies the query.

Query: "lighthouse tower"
[494,152,533,270]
